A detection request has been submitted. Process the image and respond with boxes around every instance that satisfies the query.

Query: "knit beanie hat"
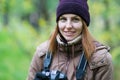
[56,0,90,26]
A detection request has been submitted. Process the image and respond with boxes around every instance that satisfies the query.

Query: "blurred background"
[0,0,120,80]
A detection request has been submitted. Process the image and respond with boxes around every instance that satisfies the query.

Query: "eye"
[72,17,80,22]
[59,17,66,22]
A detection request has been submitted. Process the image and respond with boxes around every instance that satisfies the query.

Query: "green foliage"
[0,18,51,80]
[0,28,30,80]
[46,0,58,14]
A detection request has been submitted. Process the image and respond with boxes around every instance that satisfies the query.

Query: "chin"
[65,37,75,41]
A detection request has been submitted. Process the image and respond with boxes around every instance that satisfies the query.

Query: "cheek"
[74,23,83,29]
[58,22,65,30]
[74,23,83,34]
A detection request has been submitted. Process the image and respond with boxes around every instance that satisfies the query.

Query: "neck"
[56,34,82,46]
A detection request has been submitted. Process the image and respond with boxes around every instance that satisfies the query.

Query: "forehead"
[60,14,81,18]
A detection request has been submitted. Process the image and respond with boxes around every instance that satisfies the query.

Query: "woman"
[27,0,113,80]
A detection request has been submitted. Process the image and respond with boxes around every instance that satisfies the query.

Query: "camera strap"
[43,51,52,70]
[43,51,87,80]
[76,51,87,80]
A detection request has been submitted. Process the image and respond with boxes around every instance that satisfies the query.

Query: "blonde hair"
[49,21,95,60]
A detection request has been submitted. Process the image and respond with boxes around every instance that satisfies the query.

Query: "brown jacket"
[27,40,113,80]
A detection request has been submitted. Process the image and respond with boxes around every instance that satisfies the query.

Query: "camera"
[34,69,68,80]
[34,51,87,80]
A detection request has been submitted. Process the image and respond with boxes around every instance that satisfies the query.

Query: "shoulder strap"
[76,51,87,80]
[43,51,52,70]
[43,51,87,80]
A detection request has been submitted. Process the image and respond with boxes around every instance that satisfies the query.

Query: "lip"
[64,31,75,36]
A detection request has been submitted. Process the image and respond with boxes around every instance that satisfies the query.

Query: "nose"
[66,20,72,29]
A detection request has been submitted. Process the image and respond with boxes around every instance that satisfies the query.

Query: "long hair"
[48,26,58,54]
[48,21,96,60]
[82,21,96,60]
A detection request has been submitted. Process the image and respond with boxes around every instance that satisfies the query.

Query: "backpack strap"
[76,51,87,80]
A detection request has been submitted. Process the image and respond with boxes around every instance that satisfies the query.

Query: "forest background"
[0,0,120,80]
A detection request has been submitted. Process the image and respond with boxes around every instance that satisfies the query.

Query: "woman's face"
[58,14,83,41]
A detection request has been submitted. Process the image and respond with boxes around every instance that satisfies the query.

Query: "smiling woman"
[27,0,113,80]
[58,14,83,41]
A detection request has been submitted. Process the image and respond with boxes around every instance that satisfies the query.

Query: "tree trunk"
[103,0,110,31]
[29,0,49,31]
[3,0,9,26]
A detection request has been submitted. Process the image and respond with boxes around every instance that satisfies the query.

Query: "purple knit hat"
[56,0,90,26]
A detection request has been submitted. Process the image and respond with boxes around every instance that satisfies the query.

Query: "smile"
[64,31,75,36]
